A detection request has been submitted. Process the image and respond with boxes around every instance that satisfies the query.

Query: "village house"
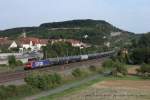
[50,39,66,44]
[9,41,18,49]
[49,39,89,49]
[0,34,88,53]
[66,39,87,49]
[0,36,49,52]
[18,37,48,52]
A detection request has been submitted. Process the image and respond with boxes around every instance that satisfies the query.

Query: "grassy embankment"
[38,75,143,100]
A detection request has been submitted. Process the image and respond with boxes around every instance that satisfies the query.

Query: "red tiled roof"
[66,39,81,44]
[19,37,48,45]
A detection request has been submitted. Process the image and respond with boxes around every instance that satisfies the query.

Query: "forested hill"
[0,19,134,45]
[40,19,120,30]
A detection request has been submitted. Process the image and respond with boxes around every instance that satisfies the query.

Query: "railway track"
[0,57,107,84]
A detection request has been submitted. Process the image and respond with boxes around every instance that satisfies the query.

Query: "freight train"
[24,50,115,70]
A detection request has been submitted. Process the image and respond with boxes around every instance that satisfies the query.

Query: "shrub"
[113,61,127,76]
[72,68,83,78]
[98,68,104,74]
[139,63,150,73]
[130,48,150,64]
[89,65,97,72]
[0,64,8,67]
[102,59,114,69]
[16,60,23,66]
[25,72,62,90]
[0,85,39,100]
[102,59,127,76]
[8,56,23,67]
[53,73,62,84]
[137,64,150,78]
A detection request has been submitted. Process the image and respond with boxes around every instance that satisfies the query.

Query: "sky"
[0,0,150,33]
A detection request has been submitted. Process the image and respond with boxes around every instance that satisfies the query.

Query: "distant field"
[55,80,150,100]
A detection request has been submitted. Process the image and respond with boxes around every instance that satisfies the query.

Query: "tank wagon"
[24,50,115,70]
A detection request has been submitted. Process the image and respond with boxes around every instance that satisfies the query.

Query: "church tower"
[23,31,26,38]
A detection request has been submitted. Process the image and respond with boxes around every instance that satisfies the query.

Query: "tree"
[102,59,127,76]
[42,46,48,59]
[8,55,16,67]
[130,48,150,64]
[113,61,127,76]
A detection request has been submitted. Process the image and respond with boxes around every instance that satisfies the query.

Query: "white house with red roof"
[19,37,48,52]
[49,39,89,49]
[66,39,84,47]
[66,39,90,49]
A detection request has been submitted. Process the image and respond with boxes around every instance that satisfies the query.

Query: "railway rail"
[0,57,107,84]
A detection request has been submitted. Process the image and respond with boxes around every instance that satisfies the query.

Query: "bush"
[139,63,150,73]
[0,85,39,100]
[130,48,150,64]
[113,61,127,76]
[89,65,97,72]
[98,68,104,74]
[102,59,127,76]
[53,73,62,84]
[0,64,8,67]
[16,60,23,66]
[102,59,114,69]
[72,68,83,78]
[8,56,23,67]
[25,72,62,90]
[137,64,150,78]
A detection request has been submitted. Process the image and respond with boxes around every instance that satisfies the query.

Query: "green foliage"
[8,56,23,67]
[137,64,150,79]
[113,61,127,76]
[9,47,19,52]
[25,72,62,90]
[42,42,102,58]
[72,68,83,78]
[52,73,62,84]
[102,59,114,69]
[129,33,150,64]
[130,48,150,64]
[8,55,16,67]
[0,85,39,100]
[138,33,150,48]
[89,65,97,72]
[0,19,133,46]
[139,63,150,73]
[102,59,127,76]
[16,60,23,66]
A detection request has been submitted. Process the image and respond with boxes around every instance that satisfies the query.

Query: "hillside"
[0,19,134,46]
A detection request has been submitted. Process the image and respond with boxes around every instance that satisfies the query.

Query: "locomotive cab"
[24,62,32,70]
